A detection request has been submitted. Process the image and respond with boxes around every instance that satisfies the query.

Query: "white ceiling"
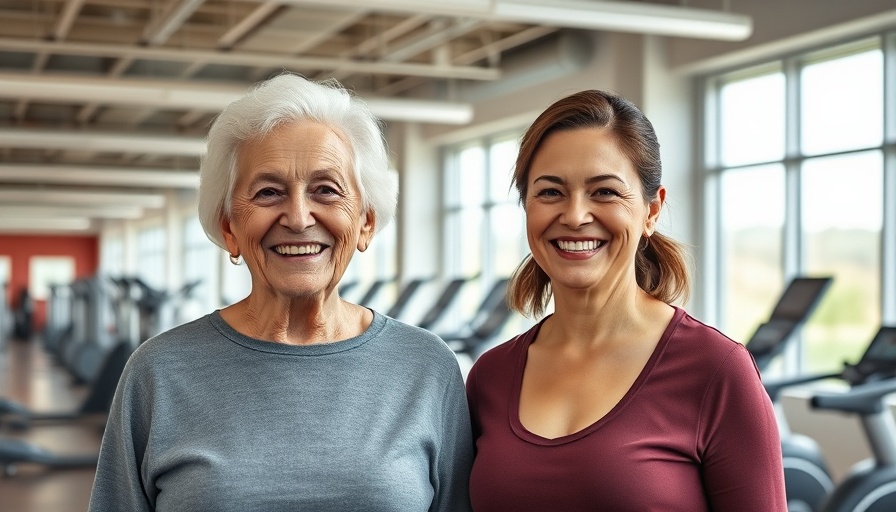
[0,0,751,233]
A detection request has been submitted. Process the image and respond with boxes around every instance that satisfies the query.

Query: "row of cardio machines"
[0,275,200,476]
[341,274,515,359]
[0,273,508,476]
[745,276,896,512]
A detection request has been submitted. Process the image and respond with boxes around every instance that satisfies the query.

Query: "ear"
[220,214,241,257]
[644,186,666,237]
[356,209,376,252]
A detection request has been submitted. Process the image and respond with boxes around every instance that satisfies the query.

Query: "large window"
[705,36,894,374]
[136,224,167,291]
[441,132,529,337]
[342,221,397,309]
[100,232,124,278]
[182,215,220,322]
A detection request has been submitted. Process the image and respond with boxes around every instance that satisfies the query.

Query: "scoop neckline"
[508,306,684,446]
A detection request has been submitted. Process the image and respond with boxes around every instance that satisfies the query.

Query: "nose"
[560,194,593,228]
[281,193,315,230]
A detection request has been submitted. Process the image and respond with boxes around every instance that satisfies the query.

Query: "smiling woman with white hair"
[89,73,474,512]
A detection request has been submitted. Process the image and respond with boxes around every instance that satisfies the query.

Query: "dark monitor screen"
[769,277,833,322]
[858,327,896,365]
[746,319,798,355]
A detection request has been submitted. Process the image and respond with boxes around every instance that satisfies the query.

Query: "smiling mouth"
[554,240,605,252]
[273,244,324,255]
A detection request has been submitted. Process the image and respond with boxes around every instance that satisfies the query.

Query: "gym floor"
[0,337,103,512]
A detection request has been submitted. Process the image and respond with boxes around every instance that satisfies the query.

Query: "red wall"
[0,234,99,333]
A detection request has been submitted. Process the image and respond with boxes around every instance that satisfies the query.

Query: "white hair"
[197,73,398,250]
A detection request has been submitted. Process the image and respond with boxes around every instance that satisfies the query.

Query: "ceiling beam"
[0,164,198,189]
[0,73,475,124]
[218,1,283,49]
[53,0,86,40]
[142,0,206,45]
[0,128,205,156]
[0,38,501,81]
[268,0,753,41]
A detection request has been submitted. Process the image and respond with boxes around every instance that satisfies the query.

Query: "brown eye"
[253,187,281,201]
[314,185,338,195]
[535,188,562,198]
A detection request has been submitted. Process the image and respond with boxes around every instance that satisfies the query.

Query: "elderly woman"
[89,74,473,512]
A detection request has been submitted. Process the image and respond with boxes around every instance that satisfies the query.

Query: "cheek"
[329,206,365,260]
[228,203,259,238]
[525,206,550,235]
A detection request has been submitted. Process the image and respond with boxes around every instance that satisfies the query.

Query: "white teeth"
[274,244,322,255]
[557,240,602,252]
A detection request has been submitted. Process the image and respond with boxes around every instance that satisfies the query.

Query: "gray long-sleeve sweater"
[88,310,473,512]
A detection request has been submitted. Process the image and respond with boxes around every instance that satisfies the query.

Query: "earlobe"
[220,215,240,257]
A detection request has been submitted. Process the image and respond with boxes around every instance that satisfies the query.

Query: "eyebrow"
[532,173,626,186]
[246,167,346,186]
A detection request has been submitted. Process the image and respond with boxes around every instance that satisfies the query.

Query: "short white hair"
[197,73,398,250]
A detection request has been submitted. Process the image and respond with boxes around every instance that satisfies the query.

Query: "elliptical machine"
[763,327,896,511]
[808,327,896,511]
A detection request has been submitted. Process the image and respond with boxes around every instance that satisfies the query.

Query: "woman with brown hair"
[465,90,786,511]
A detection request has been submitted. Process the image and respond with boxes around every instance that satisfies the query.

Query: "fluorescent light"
[365,98,473,124]
[0,188,166,208]
[0,164,198,189]
[0,205,144,220]
[0,74,476,124]
[492,0,753,41]
[278,0,753,41]
[0,128,205,156]
[0,218,93,232]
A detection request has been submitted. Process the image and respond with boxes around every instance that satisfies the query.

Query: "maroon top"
[466,307,787,511]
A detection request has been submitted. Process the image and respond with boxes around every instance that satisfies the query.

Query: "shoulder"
[125,313,221,373]
[670,309,746,354]
[378,315,462,367]
[467,322,536,383]
[665,308,760,378]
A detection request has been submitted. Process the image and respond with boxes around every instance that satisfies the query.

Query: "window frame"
[700,31,896,375]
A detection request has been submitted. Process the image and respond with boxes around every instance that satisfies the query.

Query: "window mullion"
[882,30,896,324]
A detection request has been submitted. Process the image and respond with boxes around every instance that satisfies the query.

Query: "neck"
[544,280,669,350]
[223,291,369,345]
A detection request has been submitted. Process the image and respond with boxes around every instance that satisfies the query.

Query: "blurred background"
[0,1,894,510]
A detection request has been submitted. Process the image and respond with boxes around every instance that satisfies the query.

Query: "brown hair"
[508,90,691,317]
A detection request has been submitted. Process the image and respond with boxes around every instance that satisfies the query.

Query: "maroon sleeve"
[464,357,482,443]
[698,343,787,511]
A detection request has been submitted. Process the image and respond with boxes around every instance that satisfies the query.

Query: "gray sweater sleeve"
[89,354,153,511]
[431,366,474,512]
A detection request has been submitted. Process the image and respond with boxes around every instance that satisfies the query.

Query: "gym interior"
[1,1,895,510]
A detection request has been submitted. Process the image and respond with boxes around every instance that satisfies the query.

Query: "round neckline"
[208,309,386,356]
[508,306,684,446]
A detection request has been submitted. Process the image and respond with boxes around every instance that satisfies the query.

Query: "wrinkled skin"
[219,120,375,345]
